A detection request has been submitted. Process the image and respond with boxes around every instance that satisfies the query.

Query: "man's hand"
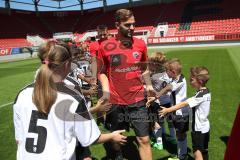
[146,86,157,98]
[146,96,156,108]
[145,86,157,108]
[95,98,112,112]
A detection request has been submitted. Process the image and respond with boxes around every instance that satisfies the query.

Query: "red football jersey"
[89,40,103,57]
[98,37,148,105]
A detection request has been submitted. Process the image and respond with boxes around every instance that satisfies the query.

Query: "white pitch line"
[0,102,13,109]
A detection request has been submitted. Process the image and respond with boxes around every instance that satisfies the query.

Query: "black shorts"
[149,102,174,124]
[75,142,91,160]
[191,131,210,153]
[173,115,189,133]
[105,100,149,137]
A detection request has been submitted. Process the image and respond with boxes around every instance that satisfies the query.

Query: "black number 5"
[25,110,48,153]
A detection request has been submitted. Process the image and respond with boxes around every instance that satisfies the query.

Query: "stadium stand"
[0,39,31,48]
[167,18,240,36]
[172,0,240,36]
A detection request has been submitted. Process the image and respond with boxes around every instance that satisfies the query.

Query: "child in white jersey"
[14,41,126,160]
[165,59,189,160]
[148,52,176,151]
[160,66,211,160]
[147,58,189,160]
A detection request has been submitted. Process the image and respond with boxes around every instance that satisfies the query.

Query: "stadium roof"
[0,0,142,11]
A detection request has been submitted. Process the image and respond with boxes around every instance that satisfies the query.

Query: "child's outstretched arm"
[156,84,172,98]
[96,130,127,145]
[159,101,189,117]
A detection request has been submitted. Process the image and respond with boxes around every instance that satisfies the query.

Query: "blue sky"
[0,0,140,11]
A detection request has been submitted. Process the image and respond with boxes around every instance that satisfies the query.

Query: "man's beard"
[125,30,133,38]
[125,31,133,38]
[120,26,133,38]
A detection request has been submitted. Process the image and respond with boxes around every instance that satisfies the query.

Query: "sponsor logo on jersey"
[115,66,138,73]
[110,54,121,66]
[132,51,140,59]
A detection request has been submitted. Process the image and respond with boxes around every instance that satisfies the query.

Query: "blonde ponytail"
[33,64,57,114]
[33,41,71,114]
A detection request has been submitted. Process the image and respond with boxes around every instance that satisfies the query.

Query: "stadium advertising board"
[0,48,12,56]
[148,35,215,44]
[0,47,33,56]
[11,48,21,55]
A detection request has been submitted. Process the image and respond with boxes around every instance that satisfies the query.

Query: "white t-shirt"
[77,60,91,77]
[64,72,93,109]
[151,72,172,105]
[67,63,93,108]
[171,74,188,116]
[68,64,85,88]
[13,83,100,160]
[75,60,91,85]
[186,88,211,133]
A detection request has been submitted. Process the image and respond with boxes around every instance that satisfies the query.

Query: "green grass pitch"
[0,45,239,160]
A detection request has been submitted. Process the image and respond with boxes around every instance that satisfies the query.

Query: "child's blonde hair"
[190,66,210,86]
[150,52,166,62]
[33,41,72,114]
[165,58,182,75]
[148,51,167,72]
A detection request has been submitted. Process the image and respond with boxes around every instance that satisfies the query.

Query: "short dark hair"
[115,9,133,22]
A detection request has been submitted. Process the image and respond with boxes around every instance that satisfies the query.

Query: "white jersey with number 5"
[13,83,100,160]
